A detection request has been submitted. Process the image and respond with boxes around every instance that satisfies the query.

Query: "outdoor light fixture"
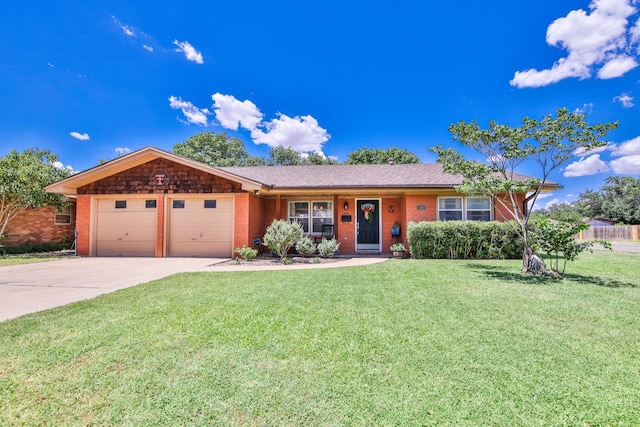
[344,201,349,210]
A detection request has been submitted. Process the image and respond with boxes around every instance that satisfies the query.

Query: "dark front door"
[357,199,380,250]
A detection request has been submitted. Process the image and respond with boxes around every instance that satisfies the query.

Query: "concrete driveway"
[0,257,226,322]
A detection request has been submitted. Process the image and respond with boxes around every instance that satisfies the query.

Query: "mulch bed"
[215,254,348,267]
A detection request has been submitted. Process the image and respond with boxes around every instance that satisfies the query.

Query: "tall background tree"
[173,132,265,166]
[430,108,617,274]
[267,146,336,166]
[576,176,640,224]
[0,148,70,238]
[345,147,420,164]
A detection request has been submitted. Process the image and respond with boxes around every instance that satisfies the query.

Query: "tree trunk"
[521,245,533,274]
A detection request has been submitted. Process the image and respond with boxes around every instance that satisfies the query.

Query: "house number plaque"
[150,168,170,188]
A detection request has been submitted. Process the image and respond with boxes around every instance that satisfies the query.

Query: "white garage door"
[96,198,157,257]
[168,197,233,257]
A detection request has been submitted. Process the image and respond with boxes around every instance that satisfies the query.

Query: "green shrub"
[263,219,304,262]
[234,245,258,261]
[295,236,317,256]
[317,238,340,257]
[2,241,73,255]
[407,221,523,259]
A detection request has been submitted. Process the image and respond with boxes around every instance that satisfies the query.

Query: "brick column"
[75,195,91,256]
[155,194,165,257]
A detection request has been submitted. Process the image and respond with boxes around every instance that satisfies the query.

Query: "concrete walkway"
[0,256,388,322]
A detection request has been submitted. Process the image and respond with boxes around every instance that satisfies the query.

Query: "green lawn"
[0,254,67,267]
[1,252,639,426]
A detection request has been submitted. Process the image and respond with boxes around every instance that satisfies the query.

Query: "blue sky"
[2,0,639,209]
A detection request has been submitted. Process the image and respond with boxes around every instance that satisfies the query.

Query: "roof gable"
[46,147,262,194]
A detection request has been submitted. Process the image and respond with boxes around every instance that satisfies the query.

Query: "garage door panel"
[169,197,233,257]
[96,198,156,257]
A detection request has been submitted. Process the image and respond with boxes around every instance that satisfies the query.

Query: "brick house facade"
[45,147,552,257]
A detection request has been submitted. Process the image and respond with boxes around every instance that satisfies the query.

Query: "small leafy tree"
[430,108,617,274]
[262,219,304,262]
[531,217,611,274]
[0,148,70,238]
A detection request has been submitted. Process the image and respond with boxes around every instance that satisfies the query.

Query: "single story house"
[45,146,557,257]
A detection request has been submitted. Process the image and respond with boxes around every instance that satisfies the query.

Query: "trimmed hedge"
[1,241,73,255]
[407,221,523,259]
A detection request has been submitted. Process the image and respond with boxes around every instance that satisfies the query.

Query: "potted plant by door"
[390,242,406,259]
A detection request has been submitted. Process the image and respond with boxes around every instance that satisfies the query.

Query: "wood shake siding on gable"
[76,159,243,194]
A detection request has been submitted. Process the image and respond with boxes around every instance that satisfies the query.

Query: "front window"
[438,197,491,221]
[438,197,463,221]
[466,197,491,221]
[289,201,333,234]
[289,202,309,232]
[54,206,73,225]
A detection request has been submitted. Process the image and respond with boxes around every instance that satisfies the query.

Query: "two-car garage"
[94,195,234,257]
[45,147,264,258]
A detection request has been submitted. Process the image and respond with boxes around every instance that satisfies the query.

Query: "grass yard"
[1,252,639,426]
[0,254,68,267]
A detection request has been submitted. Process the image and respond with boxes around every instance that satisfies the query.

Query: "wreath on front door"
[361,203,375,224]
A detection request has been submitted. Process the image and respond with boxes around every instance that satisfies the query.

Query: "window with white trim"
[288,201,333,233]
[466,197,492,221]
[438,197,492,221]
[54,206,73,225]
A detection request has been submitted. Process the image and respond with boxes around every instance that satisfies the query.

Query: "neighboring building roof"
[586,218,613,226]
[45,146,561,195]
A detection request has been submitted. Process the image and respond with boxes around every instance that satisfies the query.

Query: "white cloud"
[173,40,204,64]
[564,154,610,176]
[112,16,135,37]
[143,44,154,52]
[115,147,132,156]
[613,92,635,107]
[52,161,77,174]
[212,93,263,131]
[610,154,640,172]
[574,103,594,114]
[511,0,640,88]
[536,193,556,200]
[168,96,211,126]
[168,92,331,152]
[573,143,614,156]
[250,113,330,151]
[544,198,561,209]
[598,55,639,78]
[612,135,640,155]
[70,131,90,141]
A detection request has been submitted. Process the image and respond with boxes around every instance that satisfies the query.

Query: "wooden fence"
[578,225,639,241]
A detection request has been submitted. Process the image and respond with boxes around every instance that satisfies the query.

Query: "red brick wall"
[3,204,76,247]
[77,159,243,194]
[404,195,438,223]
[337,197,355,253]
[233,193,265,252]
[381,198,402,254]
[75,195,91,256]
[494,193,525,221]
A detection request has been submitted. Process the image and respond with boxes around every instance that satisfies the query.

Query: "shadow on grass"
[467,263,638,288]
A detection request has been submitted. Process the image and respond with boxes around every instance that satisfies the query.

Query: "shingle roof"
[219,163,544,189]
